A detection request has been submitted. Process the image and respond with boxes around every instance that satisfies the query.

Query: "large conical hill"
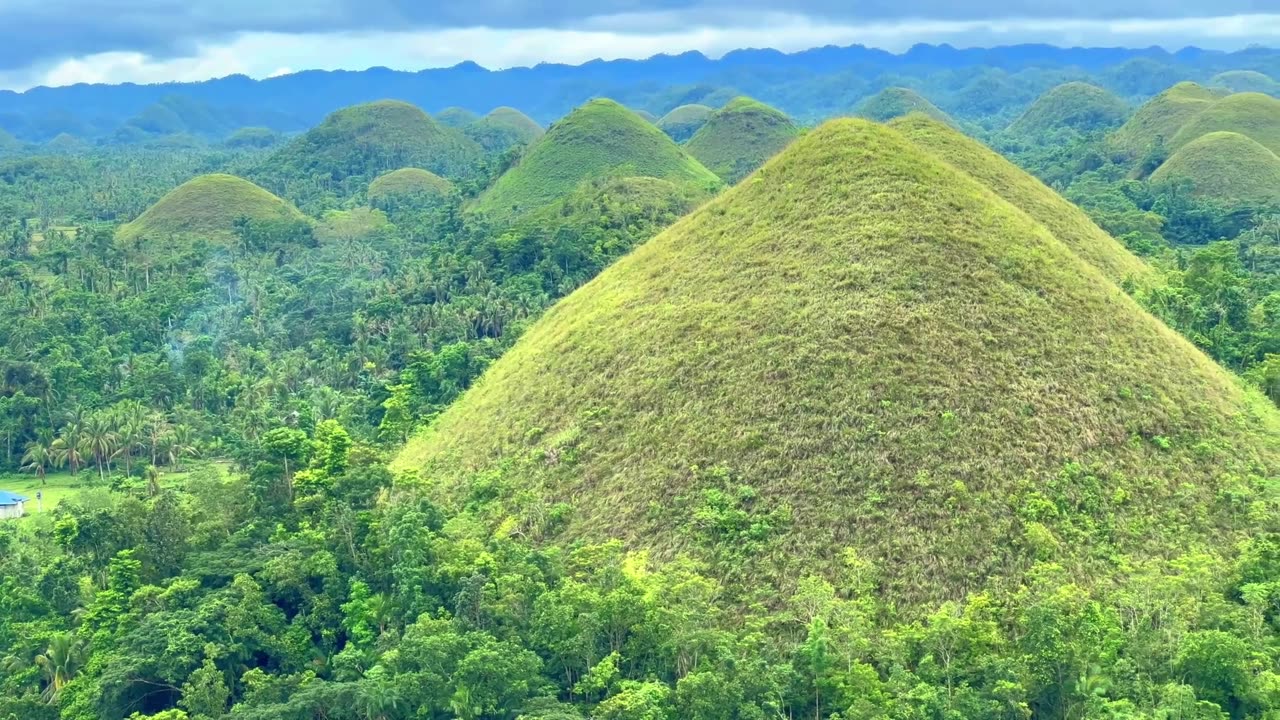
[657,104,715,142]
[1168,92,1280,155]
[1005,82,1128,137]
[464,107,544,153]
[1210,70,1280,96]
[1110,82,1223,159]
[684,97,800,184]
[258,100,483,188]
[473,98,721,221]
[117,174,306,244]
[890,114,1154,288]
[367,167,457,210]
[1151,131,1280,205]
[854,87,954,126]
[395,118,1280,608]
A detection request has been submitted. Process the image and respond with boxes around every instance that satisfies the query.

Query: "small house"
[0,491,28,520]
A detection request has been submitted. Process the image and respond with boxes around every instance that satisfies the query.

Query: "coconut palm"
[51,422,85,475]
[166,424,199,471]
[82,415,115,482]
[35,633,86,701]
[20,440,55,484]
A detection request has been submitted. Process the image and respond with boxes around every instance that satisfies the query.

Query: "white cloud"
[3,12,1279,91]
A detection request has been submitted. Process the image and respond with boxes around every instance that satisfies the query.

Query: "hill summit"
[1151,131,1280,205]
[395,118,1280,607]
[463,107,544,153]
[258,100,483,188]
[1005,82,1128,137]
[657,104,715,142]
[854,87,954,126]
[117,174,305,245]
[1110,82,1223,159]
[685,97,801,184]
[473,98,720,221]
[1168,91,1280,155]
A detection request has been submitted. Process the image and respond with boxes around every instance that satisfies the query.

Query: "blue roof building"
[0,490,29,519]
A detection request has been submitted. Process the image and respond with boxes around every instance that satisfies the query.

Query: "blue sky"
[1,1,1278,90]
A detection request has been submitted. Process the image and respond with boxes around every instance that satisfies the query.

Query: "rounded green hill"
[225,126,281,149]
[890,113,1154,289]
[1210,70,1280,96]
[117,174,305,244]
[395,118,1280,608]
[1151,131,1280,205]
[258,100,483,186]
[367,168,456,206]
[435,107,480,128]
[1110,82,1223,159]
[463,107,544,153]
[854,87,954,126]
[473,98,721,221]
[657,104,715,142]
[0,128,22,154]
[45,133,86,153]
[1005,82,1128,137]
[1168,92,1280,155]
[684,97,800,185]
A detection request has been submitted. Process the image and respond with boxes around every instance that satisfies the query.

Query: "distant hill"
[396,118,1280,607]
[0,128,20,154]
[657,104,715,142]
[890,114,1154,288]
[116,94,304,142]
[463,107,544,154]
[44,133,86,153]
[1151,131,1280,205]
[685,97,801,184]
[854,87,954,126]
[1168,92,1280,155]
[367,167,456,208]
[1110,82,1223,159]
[255,100,484,194]
[473,98,721,221]
[116,174,306,246]
[435,107,480,128]
[1210,70,1280,96]
[1005,82,1128,137]
[224,126,281,149]
[633,109,659,124]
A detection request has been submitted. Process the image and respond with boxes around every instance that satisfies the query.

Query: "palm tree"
[20,440,55,484]
[144,465,162,497]
[83,416,115,482]
[143,413,172,467]
[35,633,86,701]
[51,422,84,475]
[166,424,199,471]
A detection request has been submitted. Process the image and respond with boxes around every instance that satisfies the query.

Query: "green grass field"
[0,461,231,519]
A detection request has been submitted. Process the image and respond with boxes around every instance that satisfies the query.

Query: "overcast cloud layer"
[1,1,1278,91]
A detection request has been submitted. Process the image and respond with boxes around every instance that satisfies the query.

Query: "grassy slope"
[436,107,480,128]
[260,100,484,183]
[0,462,227,518]
[474,98,721,221]
[1169,92,1280,155]
[367,167,455,201]
[854,87,955,125]
[117,174,305,243]
[1210,70,1280,96]
[657,104,715,142]
[685,97,801,184]
[890,114,1155,288]
[1005,82,1128,136]
[464,107,545,153]
[396,118,1280,607]
[1151,131,1280,204]
[1110,82,1223,158]
[0,128,20,154]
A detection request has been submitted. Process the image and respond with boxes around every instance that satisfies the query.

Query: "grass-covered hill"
[1168,92,1280,155]
[657,104,715,142]
[1110,81,1223,159]
[257,100,484,189]
[1004,81,1128,137]
[1211,70,1280,96]
[853,87,954,125]
[890,114,1155,288]
[1150,131,1280,205]
[367,167,456,207]
[463,107,544,153]
[473,98,721,221]
[395,118,1280,607]
[0,128,20,154]
[224,126,282,149]
[116,173,305,245]
[684,97,801,184]
[435,106,480,128]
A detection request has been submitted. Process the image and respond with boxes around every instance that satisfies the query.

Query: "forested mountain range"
[3,43,1280,143]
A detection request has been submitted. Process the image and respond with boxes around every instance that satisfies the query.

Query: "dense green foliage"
[1004,82,1128,138]
[684,97,800,184]
[435,107,481,128]
[853,88,955,126]
[474,99,720,222]
[1150,132,1280,205]
[366,168,457,211]
[463,109,544,154]
[224,128,282,150]
[1211,70,1280,96]
[656,105,714,142]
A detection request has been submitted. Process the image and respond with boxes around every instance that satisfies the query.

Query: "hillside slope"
[1110,82,1223,159]
[657,104,715,142]
[890,114,1154,288]
[117,174,305,244]
[1151,131,1280,205]
[473,98,720,221]
[463,107,544,154]
[1168,92,1280,155]
[684,97,800,184]
[396,119,1280,607]
[854,87,954,125]
[1210,70,1280,96]
[1005,82,1128,137]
